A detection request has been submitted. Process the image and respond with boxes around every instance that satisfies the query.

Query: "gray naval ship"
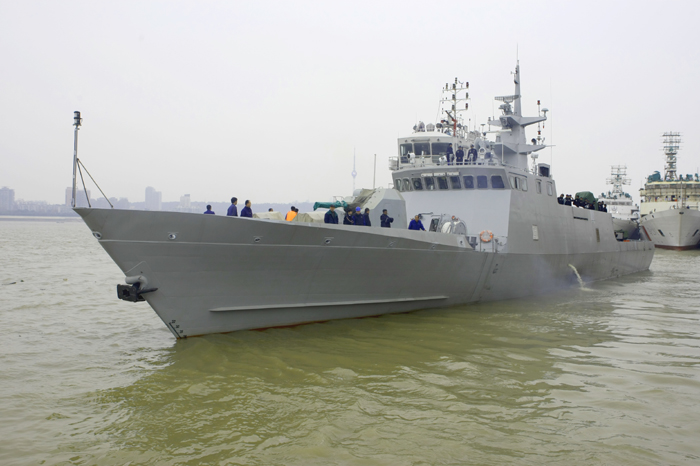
[74,62,655,339]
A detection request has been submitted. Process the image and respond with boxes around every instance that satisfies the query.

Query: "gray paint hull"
[76,208,654,338]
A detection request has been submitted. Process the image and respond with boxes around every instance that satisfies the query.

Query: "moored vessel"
[599,165,641,239]
[73,62,655,339]
[639,133,700,250]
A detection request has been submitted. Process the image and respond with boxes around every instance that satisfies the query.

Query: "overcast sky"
[1,0,699,205]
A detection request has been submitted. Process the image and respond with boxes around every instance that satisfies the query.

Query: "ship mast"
[440,78,469,136]
[662,132,681,181]
[606,165,631,198]
[352,150,357,192]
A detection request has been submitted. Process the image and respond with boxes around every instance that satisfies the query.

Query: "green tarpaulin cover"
[575,191,597,205]
[313,200,349,211]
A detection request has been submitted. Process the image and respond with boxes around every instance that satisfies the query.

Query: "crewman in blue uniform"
[353,207,364,226]
[363,208,371,227]
[204,205,215,214]
[324,205,339,224]
[240,200,253,217]
[380,209,393,228]
[408,215,425,231]
[227,197,238,216]
[446,143,454,165]
[455,146,465,165]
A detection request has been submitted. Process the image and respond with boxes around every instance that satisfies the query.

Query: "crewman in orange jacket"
[285,206,297,221]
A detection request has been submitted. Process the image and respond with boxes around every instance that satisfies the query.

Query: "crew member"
[363,208,371,227]
[343,208,354,225]
[455,146,464,165]
[353,207,364,226]
[446,143,454,165]
[241,200,253,217]
[467,145,478,163]
[408,214,425,231]
[204,205,215,214]
[285,206,297,221]
[227,197,238,216]
[557,194,564,205]
[324,205,339,224]
[380,209,394,228]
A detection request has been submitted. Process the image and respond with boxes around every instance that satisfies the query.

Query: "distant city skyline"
[0,184,314,216]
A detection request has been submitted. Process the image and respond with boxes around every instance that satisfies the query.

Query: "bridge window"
[547,182,553,196]
[403,178,412,191]
[411,178,423,190]
[437,176,449,190]
[450,176,461,189]
[536,180,542,194]
[477,175,488,189]
[491,175,505,189]
[432,142,451,155]
[424,177,436,190]
[394,179,403,191]
[414,142,430,156]
[521,178,528,191]
[463,175,474,189]
[399,143,413,156]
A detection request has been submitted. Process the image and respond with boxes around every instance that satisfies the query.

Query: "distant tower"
[351,151,357,192]
[145,186,162,211]
[662,132,681,181]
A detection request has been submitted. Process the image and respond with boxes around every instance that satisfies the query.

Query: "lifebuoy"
[480,230,493,242]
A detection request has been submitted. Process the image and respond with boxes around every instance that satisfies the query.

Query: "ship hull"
[76,208,654,338]
[612,218,639,239]
[640,209,700,250]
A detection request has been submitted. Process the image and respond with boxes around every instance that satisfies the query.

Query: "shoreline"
[0,215,82,222]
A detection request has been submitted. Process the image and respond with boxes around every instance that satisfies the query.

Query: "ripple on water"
[1,223,700,465]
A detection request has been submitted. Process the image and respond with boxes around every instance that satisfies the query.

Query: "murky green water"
[1,221,699,465]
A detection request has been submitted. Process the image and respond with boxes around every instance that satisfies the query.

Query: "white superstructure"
[599,165,640,239]
[639,133,700,250]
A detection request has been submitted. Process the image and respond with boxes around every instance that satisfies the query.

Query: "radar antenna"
[606,165,631,197]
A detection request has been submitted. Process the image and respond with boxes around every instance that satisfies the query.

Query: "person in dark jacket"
[227,197,238,216]
[467,145,478,163]
[408,215,425,231]
[455,146,464,165]
[557,194,564,205]
[353,207,364,226]
[446,143,454,165]
[240,200,253,217]
[363,208,371,227]
[380,209,393,228]
[324,205,339,224]
[204,205,215,214]
[343,208,354,225]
